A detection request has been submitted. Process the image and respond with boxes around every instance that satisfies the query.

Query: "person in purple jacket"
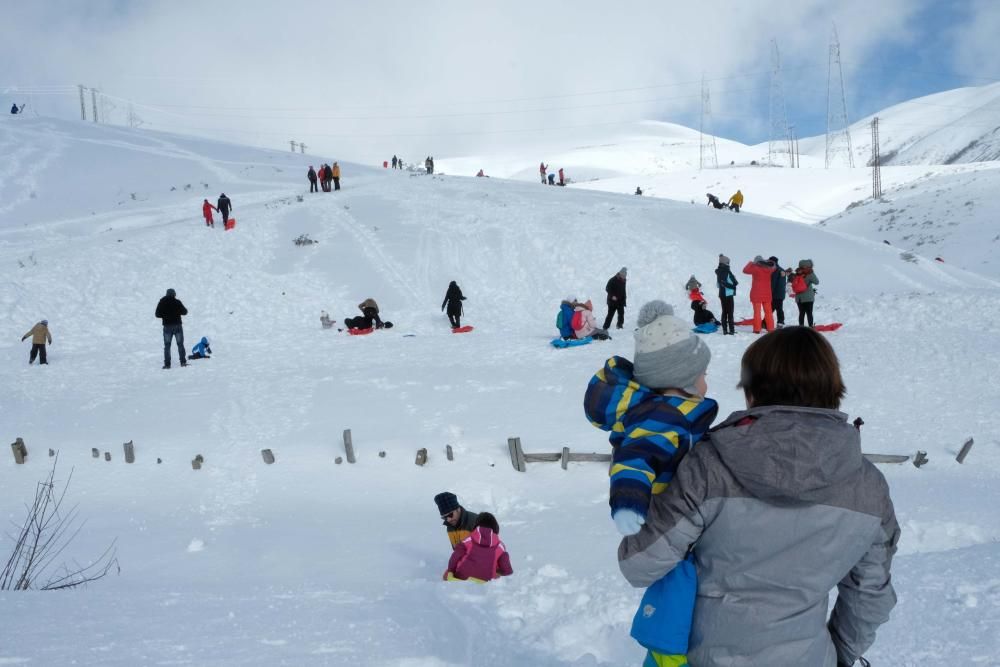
[444,513,513,583]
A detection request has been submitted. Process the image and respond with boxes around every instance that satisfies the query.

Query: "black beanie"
[434,492,459,516]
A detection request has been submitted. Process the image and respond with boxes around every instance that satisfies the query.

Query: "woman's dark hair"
[738,326,846,409]
[474,512,500,534]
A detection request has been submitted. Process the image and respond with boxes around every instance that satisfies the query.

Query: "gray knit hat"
[619,266,628,276]
[719,254,730,265]
[633,300,711,392]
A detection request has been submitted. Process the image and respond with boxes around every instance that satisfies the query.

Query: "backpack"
[556,304,575,339]
[571,310,584,332]
[791,273,808,295]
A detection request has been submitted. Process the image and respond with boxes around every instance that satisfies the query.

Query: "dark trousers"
[730,203,740,212]
[220,208,230,223]
[309,179,318,192]
[333,177,340,191]
[163,324,186,366]
[603,303,625,329]
[797,301,815,327]
[448,313,461,328]
[720,295,735,332]
[772,299,785,326]
[29,343,47,364]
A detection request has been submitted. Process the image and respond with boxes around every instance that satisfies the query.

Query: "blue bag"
[629,554,697,655]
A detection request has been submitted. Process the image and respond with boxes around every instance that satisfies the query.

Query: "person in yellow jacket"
[332,162,342,191]
[728,189,744,212]
[21,319,52,365]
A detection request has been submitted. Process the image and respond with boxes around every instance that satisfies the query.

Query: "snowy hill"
[1,116,999,665]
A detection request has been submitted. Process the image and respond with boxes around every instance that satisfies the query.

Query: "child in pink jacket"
[444,512,513,583]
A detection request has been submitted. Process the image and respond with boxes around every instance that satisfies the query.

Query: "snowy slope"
[1,118,999,666]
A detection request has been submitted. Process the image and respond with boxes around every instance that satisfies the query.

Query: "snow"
[1,112,999,665]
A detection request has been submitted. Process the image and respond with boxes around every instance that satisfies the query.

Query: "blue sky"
[2,1,998,158]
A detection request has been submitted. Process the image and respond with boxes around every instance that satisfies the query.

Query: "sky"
[2,0,999,162]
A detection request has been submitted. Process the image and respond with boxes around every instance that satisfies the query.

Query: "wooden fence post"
[104,451,111,462]
[48,448,55,457]
[91,447,100,458]
[956,438,974,464]
[11,438,27,464]
[261,449,275,464]
[446,445,454,461]
[334,456,343,465]
[913,451,929,468]
[123,440,135,464]
[192,454,204,470]
[561,446,570,470]
[343,429,356,463]
[415,448,428,466]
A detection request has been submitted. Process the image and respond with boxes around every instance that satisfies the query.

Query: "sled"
[224,218,236,231]
[550,336,593,349]
[692,323,719,334]
[813,323,843,332]
[347,327,374,336]
[452,325,474,334]
[735,318,755,326]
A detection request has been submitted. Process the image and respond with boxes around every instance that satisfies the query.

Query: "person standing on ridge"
[201,199,218,227]
[332,162,341,191]
[715,254,739,335]
[21,319,52,365]
[155,288,188,369]
[307,165,318,193]
[603,267,628,330]
[441,281,466,329]
[217,193,232,225]
[728,189,744,212]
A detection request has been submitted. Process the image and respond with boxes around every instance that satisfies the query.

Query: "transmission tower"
[871,116,882,199]
[699,74,718,170]
[768,39,791,167]
[825,24,855,168]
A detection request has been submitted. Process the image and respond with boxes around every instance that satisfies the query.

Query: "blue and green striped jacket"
[584,356,718,520]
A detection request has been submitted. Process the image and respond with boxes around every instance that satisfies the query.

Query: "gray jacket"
[619,406,899,666]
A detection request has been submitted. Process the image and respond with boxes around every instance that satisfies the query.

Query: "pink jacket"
[447,526,513,582]
[742,261,776,303]
[572,305,598,338]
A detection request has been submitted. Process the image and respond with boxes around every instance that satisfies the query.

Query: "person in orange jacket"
[202,199,218,227]
[742,255,776,333]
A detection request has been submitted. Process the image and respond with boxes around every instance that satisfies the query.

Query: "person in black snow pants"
[307,166,318,193]
[603,267,628,330]
[156,288,188,369]
[769,256,792,328]
[715,254,739,335]
[442,281,466,328]
[217,193,232,224]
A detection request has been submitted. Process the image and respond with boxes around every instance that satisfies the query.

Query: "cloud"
[0,0,943,158]
[949,0,1000,78]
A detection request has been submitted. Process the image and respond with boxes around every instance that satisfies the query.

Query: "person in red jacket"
[742,255,777,333]
[558,167,565,186]
[201,199,218,227]
[444,512,513,583]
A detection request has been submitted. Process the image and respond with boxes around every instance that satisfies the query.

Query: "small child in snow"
[691,300,720,326]
[444,512,513,583]
[189,337,212,359]
[21,319,52,365]
[584,300,719,664]
[685,275,706,304]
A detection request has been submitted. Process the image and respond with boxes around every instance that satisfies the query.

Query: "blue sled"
[692,323,719,334]
[550,336,593,348]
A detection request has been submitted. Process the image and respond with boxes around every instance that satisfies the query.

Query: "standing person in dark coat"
[603,267,628,330]
[307,166,318,193]
[715,254,739,335]
[391,155,398,169]
[155,288,188,369]
[769,256,792,328]
[217,193,232,224]
[434,491,480,549]
[441,281,466,328]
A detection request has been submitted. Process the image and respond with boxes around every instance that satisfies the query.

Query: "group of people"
[433,492,513,583]
[307,163,341,193]
[201,193,233,228]
[391,155,403,169]
[706,189,744,212]
[539,162,567,186]
[585,301,896,667]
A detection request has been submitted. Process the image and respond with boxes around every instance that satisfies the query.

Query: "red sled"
[224,218,236,231]
[347,327,374,336]
[813,323,843,332]
[452,325,474,334]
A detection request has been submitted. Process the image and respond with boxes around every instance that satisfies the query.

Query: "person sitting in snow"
[584,300,718,666]
[635,186,643,196]
[320,310,335,329]
[434,491,479,548]
[11,103,21,115]
[706,193,726,209]
[189,337,212,359]
[556,297,583,340]
[345,298,385,330]
[444,512,514,583]
[691,300,720,326]
[571,299,611,341]
[441,281,466,329]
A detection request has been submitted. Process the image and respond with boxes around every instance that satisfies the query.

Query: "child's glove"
[612,509,645,536]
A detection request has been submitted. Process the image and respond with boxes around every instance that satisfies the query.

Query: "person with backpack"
[715,254,739,335]
[743,255,776,334]
[441,281,466,328]
[21,319,52,365]
[444,512,514,583]
[793,259,820,327]
[603,267,628,330]
[155,288,188,369]
[556,298,580,340]
[307,166,318,193]
[571,300,610,340]
[769,256,792,328]
[618,326,897,667]
[217,193,232,225]
[201,199,218,227]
